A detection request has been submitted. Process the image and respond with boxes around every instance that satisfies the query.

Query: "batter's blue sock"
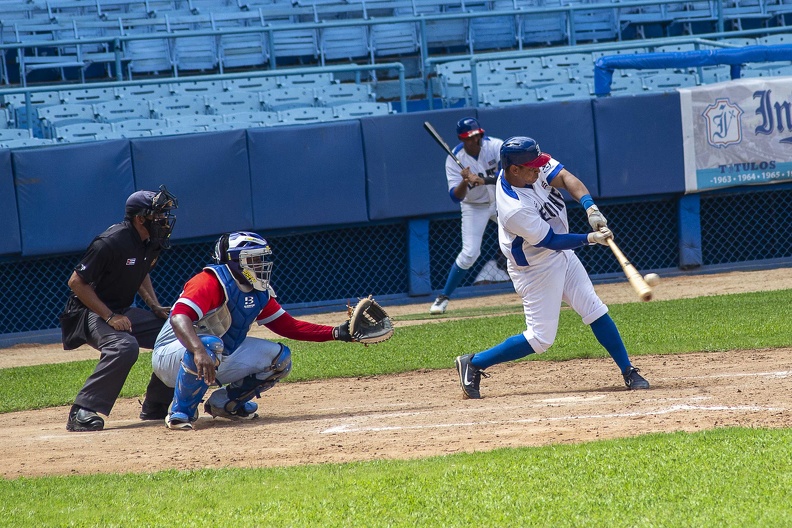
[442,263,468,297]
[590,313,632,373]
[473,334,534,370]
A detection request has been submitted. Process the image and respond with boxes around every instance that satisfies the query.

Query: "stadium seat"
[125,38,176,78]
[149,125,209,136]
[37,103,96,138]
[222,111,280,126]
[0,138,56,149]
[112,118,168,133]
[0,128,33,141]
[542,53,594,69]
[54,122,114,142]
[332,102,393,119]
[218,32,270,70]
[536,82,592,101]
[315,83,374,107]
[369,22,419,57]
[608,75,647,95]
[271,28,320,64]
[518,68,571,88]
[642,72,699,91]
[206,91,263,114]
[223,76,279,92]
[570,3,619,43]
[276,72,336,87]
[58,87,115,105]
[94,98,151,122]
[517,0,567,46]
[174,35,219,74]
[278,106,335,124]
[149,95,208,119]
[165,114,224,127]
[260,87,316,111]
[172,80,224,95]
[481,87,540,107]
[469,2,518,51]
[319,26,369,65]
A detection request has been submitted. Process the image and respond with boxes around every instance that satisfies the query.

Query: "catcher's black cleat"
[139,399,170,421]
[66,405,104,432]
[623,367,650,390]
[204,400,259,420]
[455,354,489,399]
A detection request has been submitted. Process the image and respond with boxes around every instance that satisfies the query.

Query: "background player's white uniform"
[446,136,503,269]
[496,157,608,354]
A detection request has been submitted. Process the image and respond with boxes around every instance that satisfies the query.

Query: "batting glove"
[586,205,608,230]
[587,227,614,246]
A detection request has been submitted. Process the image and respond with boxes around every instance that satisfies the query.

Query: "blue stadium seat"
[37,103,96,138]
[536,82,592,101]
[278,106,335,124]
[223,76,280,92]
[260,87,317,111]
[149,95,209,119]
[319,26,369,65]
[206,91,263,114]
[54,122,114,142]
[481,87,540,107]
[165,114,225,127]
[94,98,152,122]
[642,72,699,91]
[332,101,393,119]
[314,83,374,107]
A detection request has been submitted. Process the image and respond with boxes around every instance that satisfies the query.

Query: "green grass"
[3,289,792,413]
[1,428,790,527]
[2,289,791,526]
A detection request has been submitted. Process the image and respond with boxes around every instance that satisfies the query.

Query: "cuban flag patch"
[126,258,136,265]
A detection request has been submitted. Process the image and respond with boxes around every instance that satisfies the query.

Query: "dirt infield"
[2,268,791,479]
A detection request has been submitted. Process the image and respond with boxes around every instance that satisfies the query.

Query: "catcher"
[151,231,393,430]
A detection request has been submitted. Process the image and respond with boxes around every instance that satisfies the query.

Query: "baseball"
[644,273,660,287]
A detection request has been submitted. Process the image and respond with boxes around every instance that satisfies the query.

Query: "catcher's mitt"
[347,295,394,344]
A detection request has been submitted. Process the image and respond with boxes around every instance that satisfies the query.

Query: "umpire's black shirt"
[74,220,162,312]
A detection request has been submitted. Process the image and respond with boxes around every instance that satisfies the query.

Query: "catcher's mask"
[213,232,273,292]
[125,185,179,249]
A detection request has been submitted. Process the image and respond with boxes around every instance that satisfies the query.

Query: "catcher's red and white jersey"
[496,156,570,267]
[445,136,503,205]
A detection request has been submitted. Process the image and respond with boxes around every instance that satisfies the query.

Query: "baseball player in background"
[430,117,504,315]
[455,136,650,399]
[152,231,362,430]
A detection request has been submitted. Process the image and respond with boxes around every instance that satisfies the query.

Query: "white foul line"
[320,404,785,434]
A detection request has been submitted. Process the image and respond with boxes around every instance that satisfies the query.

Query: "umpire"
[61,185,178,432]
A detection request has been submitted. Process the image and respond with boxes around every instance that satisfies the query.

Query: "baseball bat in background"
[423,121,466,170]
[606,238,653,302]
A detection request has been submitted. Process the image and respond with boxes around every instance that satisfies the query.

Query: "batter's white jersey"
[495,156,569,267]
[446,136,503,205]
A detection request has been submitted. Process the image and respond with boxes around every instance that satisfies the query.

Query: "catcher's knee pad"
[170,336,223,418]
[224,344,292,412]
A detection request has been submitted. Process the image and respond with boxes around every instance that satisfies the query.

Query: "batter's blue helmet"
[456,117,484,139]
[500,136,551,169]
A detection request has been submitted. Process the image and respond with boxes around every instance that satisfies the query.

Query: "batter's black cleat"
[623,367,650,390]
[139,399,169,420]
[66,404,104,432]
[455,354,489,399]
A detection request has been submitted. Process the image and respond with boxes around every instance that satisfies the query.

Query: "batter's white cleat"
[430,295,449,315]
[623,367,650,390]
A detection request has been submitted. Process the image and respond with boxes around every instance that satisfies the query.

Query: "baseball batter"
[430,117,504,315]
[455,136,650,398]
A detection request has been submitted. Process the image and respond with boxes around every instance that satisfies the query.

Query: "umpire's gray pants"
[74,307,164,416]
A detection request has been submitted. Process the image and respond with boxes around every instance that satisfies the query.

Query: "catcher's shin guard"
[222,344,292,413]
[170,336,223,421]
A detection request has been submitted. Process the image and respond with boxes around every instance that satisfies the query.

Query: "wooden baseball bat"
[423,121,466,170]
[606,238,653,302]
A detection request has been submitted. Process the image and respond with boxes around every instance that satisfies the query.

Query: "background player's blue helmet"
[500,136,551,169]
[213,232,273,292]
[456,117,484,139]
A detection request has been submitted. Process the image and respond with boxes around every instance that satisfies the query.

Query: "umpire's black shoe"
[623,367,650,390]
[66,405,104,432]
[455,354,489,399]
[139,399,170,421]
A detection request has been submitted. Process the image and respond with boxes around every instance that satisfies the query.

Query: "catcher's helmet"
[213,232,273,292]
[456,117,484,139]
[125,184,178,249]
[500,136,551,169]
